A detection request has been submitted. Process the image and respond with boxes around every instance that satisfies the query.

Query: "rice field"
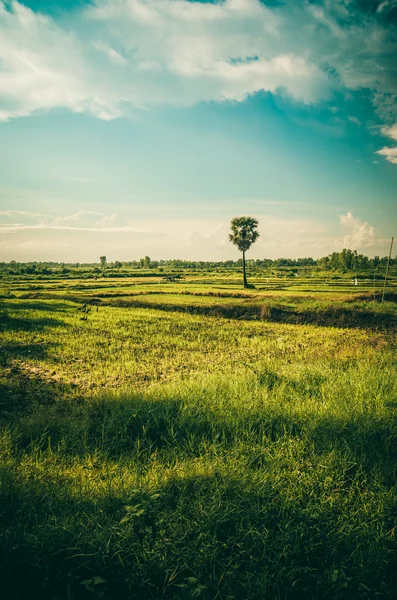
[1,272,397,599]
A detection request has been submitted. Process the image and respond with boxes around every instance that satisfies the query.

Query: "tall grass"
[1,286,397,599]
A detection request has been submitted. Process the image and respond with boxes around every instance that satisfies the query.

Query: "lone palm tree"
[229,216,259,288]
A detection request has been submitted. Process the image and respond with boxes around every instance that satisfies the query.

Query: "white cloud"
[376,146,397,164]
[20,0,396,120]
[0,0,395,129]
[376,123,397,164]
[382,123,397,141]
[0,0,332,123]
[335,211,379,249]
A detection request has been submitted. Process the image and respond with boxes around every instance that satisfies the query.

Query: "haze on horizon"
[0,0,396,263]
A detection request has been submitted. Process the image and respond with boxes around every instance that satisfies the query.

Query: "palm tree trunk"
[242,250,248,288]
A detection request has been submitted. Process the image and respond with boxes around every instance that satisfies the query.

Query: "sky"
[0,0,396,263]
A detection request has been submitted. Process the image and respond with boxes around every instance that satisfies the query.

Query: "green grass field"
[1,272,397,599]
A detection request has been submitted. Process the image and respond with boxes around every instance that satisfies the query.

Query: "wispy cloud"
[0,223,144,233]
[348,115,361,126]
[0,209,48,218]
[0,209,166,236]
[250,199,314,207]
[61,176,106,184]
[60,211,105,222]
[0,207,390,261]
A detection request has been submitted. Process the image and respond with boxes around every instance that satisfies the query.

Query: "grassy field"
[1,272,397,599]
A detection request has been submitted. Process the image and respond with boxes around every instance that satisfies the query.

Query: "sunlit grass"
[1,276,397,599]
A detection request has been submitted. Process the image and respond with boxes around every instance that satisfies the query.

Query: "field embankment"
[9,287,397,331]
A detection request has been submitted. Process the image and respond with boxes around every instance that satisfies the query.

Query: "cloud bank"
[0,0,330,122]
[0,208,389,262]
[0,0,396,161]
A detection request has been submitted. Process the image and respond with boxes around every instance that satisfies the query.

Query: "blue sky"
[0,0,396,262]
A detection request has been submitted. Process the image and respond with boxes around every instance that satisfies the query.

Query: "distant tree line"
[1,249,395,277]
[317,249,392,271]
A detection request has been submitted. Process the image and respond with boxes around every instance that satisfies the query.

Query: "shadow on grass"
[100,299,397,331]
[2,368,397,598]
[11,377,397,484]
[13,390,306,460]
[0,341,51,364]
[1,459,396,600]
[349,292,397,303]
[0,299,72,314]
[0,363,80,419]
[11,293,396,331]
[0,304,70,335]
[312,414,397,481]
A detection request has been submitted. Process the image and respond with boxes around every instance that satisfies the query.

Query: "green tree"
[229,216,259,288]
[100,256,107,267]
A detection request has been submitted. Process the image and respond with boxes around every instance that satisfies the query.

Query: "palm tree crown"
[229,216,259,251]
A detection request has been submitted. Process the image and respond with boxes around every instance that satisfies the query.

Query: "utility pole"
[381,237,394,303]
[373,269,376,303]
